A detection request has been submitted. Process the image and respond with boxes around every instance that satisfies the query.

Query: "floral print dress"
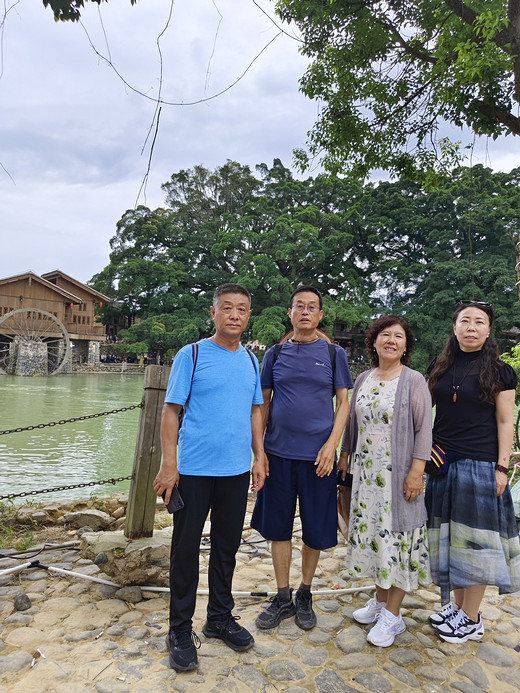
[346,374,430,591]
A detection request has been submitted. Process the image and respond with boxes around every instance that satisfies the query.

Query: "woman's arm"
[495,389,515,496]
[404,372,432,501]
[411,372,433,460]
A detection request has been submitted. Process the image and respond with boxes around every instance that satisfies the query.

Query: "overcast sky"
[1,0,518,286]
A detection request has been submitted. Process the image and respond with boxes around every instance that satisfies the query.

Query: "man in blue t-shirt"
[252,286,353,630]
[153,283,266,672]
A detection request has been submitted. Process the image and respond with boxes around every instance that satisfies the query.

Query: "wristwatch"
[495,463,509,475]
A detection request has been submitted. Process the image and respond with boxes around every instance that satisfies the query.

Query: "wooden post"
[125,364,170,538]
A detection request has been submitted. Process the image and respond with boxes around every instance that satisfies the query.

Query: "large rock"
[64,509,115,531]
[80,528,171,586]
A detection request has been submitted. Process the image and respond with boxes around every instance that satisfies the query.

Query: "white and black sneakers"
[433,607,485,643]
[428,601,460,627]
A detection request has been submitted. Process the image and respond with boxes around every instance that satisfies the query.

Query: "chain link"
[0,475,134,501]
[0,404,143,436]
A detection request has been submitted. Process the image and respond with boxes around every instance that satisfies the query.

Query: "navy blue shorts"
[251,453,338,550]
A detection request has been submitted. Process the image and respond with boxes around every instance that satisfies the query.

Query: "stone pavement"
[1,512,520,692]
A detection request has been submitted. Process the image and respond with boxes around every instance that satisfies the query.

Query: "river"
[0,373,145,504]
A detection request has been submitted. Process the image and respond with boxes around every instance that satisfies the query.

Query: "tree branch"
[472,99,520,135]
[375,16,437,65]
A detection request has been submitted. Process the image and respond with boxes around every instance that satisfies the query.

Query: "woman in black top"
[425,301,520,644]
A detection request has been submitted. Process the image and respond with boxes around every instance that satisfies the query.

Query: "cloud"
[0,0,516,285]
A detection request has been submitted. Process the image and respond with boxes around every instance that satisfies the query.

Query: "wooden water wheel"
[0,308,70,375]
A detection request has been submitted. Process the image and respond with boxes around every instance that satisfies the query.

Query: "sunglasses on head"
[456,300,492,310]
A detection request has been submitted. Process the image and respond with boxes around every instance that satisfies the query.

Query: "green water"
[0,374,145,504]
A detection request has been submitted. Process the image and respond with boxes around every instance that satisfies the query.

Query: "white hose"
[0,560,375,596]
[45,565,120,586]
[0,561,35,577]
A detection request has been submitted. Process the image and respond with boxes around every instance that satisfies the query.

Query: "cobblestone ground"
[1,514,520,692]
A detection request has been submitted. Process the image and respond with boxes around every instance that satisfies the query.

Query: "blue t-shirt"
[261,340,353,461]
[165,339,263,476]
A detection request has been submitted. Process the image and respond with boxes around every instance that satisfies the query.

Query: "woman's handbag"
[425,443,450,477]
[337,472,353,538]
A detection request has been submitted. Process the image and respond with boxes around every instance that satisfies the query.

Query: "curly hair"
[427,303,500,404]
[365,315,415,367]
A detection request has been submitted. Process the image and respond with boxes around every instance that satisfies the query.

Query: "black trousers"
[169,471,250,632]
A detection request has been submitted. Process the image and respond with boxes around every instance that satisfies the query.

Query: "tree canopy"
[276,0,520,181]
[91,160,374,355]
[43,0,136,22]
[91,160,520,370]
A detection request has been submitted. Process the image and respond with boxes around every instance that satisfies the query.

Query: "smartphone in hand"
[162,486,184,513]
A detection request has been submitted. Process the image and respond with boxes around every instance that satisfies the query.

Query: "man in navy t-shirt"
[252,286,353,630]
[154,284,266,672]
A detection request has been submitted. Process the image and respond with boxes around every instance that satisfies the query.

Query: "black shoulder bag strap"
[245,347,258,375]
[328,342,336,394]
[273,343,283,363]
[178,342,199,428]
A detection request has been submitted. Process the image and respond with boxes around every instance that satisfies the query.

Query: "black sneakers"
[166,630,200,671]
[202,615,254,651]
[295,589,317,630]
[255,591,296,629]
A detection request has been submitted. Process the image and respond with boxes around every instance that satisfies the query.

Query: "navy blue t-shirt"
[261,340,353,461]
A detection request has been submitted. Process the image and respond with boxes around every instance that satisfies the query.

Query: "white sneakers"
[352,596,385,624]
[366,606,406,647]
[353,598,406,647]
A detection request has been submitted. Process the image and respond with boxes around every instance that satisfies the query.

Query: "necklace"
[289,336,319,344]
[452,355,479,402]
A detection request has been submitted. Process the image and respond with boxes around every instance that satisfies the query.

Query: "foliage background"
[90,160,520,372]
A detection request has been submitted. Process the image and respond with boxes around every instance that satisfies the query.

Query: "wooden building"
[0,271,111,371]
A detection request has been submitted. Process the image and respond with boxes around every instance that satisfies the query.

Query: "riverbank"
[1,494,520,692]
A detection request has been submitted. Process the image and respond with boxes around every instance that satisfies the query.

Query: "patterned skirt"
[425,458,520,604]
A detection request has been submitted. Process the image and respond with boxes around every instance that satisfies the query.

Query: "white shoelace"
[376,610,399,631]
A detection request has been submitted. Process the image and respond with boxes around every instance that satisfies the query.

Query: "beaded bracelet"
[495,464,509,475]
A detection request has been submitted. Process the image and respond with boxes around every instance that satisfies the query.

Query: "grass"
[0,499,39,551]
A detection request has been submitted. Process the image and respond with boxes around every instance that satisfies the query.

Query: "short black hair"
[213,283,251,306]
[289,285,323,309]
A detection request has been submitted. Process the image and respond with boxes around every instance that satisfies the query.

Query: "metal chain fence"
[0,403,143,500]
[0,475,135,501]
[0,403,143,436]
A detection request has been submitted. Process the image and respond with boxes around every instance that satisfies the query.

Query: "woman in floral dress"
[339,316,432,647]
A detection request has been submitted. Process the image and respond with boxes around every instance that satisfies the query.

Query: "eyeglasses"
[456,300,492,310]
[292,303,320,313]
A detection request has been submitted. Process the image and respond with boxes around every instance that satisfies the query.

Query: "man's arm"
[315,387,350,477]
[153,402,182,504]
[260,387,272,432]
[251,404,267,492]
